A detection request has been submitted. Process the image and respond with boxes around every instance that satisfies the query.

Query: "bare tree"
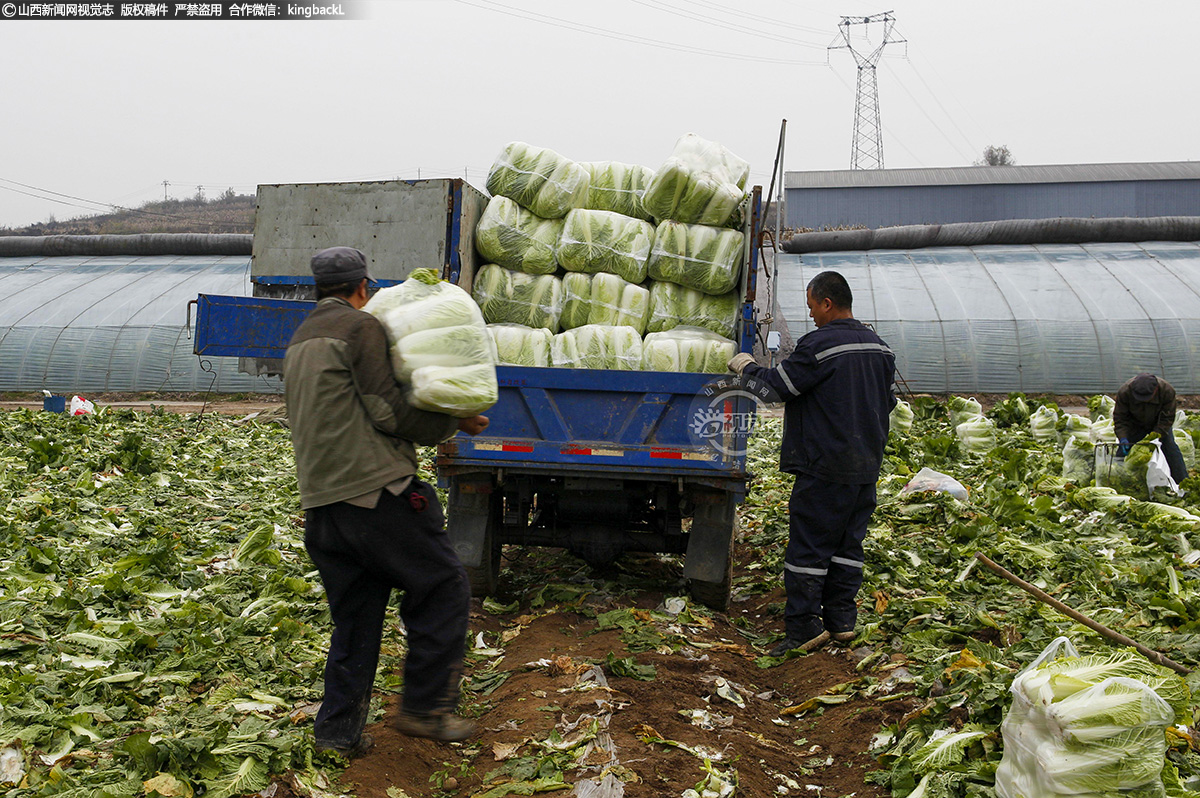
[975,145,1016,166]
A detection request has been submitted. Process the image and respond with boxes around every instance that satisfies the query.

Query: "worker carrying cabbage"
[1115,373,1187,483]
[283,247,489,755]
[728,271,896,656]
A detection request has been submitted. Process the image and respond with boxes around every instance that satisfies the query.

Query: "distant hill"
[0,191,256,236]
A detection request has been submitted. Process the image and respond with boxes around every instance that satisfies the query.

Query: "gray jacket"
[284,297,459,509]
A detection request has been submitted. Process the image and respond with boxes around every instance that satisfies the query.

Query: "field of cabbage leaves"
[5,395,1200,797]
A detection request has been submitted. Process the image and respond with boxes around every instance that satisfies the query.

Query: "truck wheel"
[447,477,502,597]
[684,490,737,611]
[466,519,501,598]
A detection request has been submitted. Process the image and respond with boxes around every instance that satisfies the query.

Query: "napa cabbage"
[485,141,589,219]
[646,280,740,339]
[1062,413,1093,443]
[579,160,655,221]
[1089,394,1116,422]
[472,263,564,331]
[955,414,996,454]
[393,324,495,382]
[1062,436,1095,485]
[642,133,749,227]
[946,396,983,429]
[409,363,499,418]
[1091,416,1118,445]
[474,195,563,275]
[487,323,552,368]
[557,208,655,284]
[1030,405,1060,443]
[889,400,914,436]
[641,327,736,373]
[551,325,642,370]
[1175,428,1196,469]
[647,221,744,296]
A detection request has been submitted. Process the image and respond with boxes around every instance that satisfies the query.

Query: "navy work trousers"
[304,479,469,749]
[784,474,876,641]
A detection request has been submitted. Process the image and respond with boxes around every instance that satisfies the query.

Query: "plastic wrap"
[641,326,736,373]
[556,272,651,334]
[472,263,564,332]
[955,414,996,454]
[647,221,744,296]
[364,268,497,417]
[1091,416,1118,445]
[474,195,563,275]
[642,133,749,226]
[485,141,589,219]
[889,399,914,436]
[1062,437,1096,484]
[1175,429,1196,469]
[557,208,655,284]
[1063,414,1093,443]
[646,280,740,339]
[550,324,642,370]
[487,323,552,368]
[579,161,655,221]
[1030,405,1060,442]
[1089,394,1116,422]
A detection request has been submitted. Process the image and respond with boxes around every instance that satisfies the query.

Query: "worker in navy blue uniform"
[728,271,896,655]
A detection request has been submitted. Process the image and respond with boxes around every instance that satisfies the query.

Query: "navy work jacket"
[746,318,896,484]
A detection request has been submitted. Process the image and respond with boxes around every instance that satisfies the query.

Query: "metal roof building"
[785,162,1200,230]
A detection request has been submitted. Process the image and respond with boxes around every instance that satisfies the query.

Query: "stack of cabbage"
[486,142,589,219]
[642,327,735,373]
[647,281,740,339]
[995,639,1189,798]
[642,133,749,228]
[561,272,651,335]
[580,161,654,221]
[475,196,563,275]
[488,323,552,368]
[551,324,642,370]
[364,268,497,417]
[558,208,656,284]
[648,220,744,296]
[472,263,564,332]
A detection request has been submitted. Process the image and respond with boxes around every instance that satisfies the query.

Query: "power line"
[880,61,975,163]
[686,0,832,37]
[827,65,925,168]
[829,11,907,170]
[0,176,242,228]
[452,0,827,66]
[628,0,829,50]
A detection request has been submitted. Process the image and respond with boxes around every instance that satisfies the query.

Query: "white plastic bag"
[1146,439,1182,496]
[70,396,94,415]
[898,467,968,501]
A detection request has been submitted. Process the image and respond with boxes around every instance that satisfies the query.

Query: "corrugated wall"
[777,242,1200,394]
[786,180,1200,230]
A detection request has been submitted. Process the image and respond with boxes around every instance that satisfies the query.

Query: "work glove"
[727,353,756,375]
[1117,438,1132,458]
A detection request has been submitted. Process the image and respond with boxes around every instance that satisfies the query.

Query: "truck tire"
[683,490,737,611]
[446,477,502,597]
[466,517,501,598]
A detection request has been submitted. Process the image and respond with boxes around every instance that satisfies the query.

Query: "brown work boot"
[830,630,856,644]
[391,711,475,742]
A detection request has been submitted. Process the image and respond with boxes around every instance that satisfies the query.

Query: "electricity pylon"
[829,11,906,170]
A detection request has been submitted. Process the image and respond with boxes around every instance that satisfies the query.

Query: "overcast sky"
[1,0,1197,228]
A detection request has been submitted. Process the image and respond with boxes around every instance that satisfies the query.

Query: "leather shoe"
[769,630,830,657]
[316,732,374,759]
[391,711,475,742]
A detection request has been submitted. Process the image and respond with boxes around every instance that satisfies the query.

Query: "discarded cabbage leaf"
[647,221,744,296]
[557,208,655,284]
[579,160,655,221]
[475,195,563,275]
[472,263,564,331]
[487,324,552,368]
[646,280,740,339]
[485,141,589,219]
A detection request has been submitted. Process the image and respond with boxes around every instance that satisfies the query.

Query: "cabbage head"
[955,414,996,455]
[889,400,914,436]
[642,326,735,373]
[557,209,655,284]
[988,393,1030,427]
[1090,416,1118,445]
[587,273,651,335]
[488,323,552,368]
[646,280,740,339]
[393,323,494,382]
[472,263,564,332]
[560,272,593,330]
[409,363,498,418]
[579,161,655,221]
[647,221,744,296]
[475,195,563,275]
[485,141,588,219]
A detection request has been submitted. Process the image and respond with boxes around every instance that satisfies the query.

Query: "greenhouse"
[777,240,1200,394]
[0,254,282,394]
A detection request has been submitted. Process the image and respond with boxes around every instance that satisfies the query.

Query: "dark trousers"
[304,479,469,749]
[784,474,876,640]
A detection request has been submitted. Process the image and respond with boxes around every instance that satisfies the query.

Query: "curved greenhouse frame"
[0,255,282,394]
[777,241,1200,394]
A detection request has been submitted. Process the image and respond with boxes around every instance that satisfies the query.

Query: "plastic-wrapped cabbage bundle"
[557,209,655,284]
[485,141,589,219]
[556,272,651,334]
[475,196,563,275]
[1175,429,1196,470]
[550,325,642,370]
[646,280,740,339]
[955,414,996,454]
[889,400,914,436]
[648,221,744,296]
[642,133,749,227]
[1062,437,1095,485]
[1089,394,1116,422]
[580,161,655,221]
[364,268,497,417]
[561,272,593,330]
[472,263,564,332]
[1030,405,1060,443]
[487,323,552,368]
[1090,416,1118,445]
[1062,414,1093,443]
[641,326,736,373]
[947,396,983,429]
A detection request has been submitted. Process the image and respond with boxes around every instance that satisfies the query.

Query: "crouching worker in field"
[284,246,489,756]
[728,271,896,656]
[1115,373,1187,484]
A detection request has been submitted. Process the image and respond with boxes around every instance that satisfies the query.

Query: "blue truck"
[193,177,764,608]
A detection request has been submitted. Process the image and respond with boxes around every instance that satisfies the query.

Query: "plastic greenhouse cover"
[0,256,280,394]
[777,241,1200,394]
